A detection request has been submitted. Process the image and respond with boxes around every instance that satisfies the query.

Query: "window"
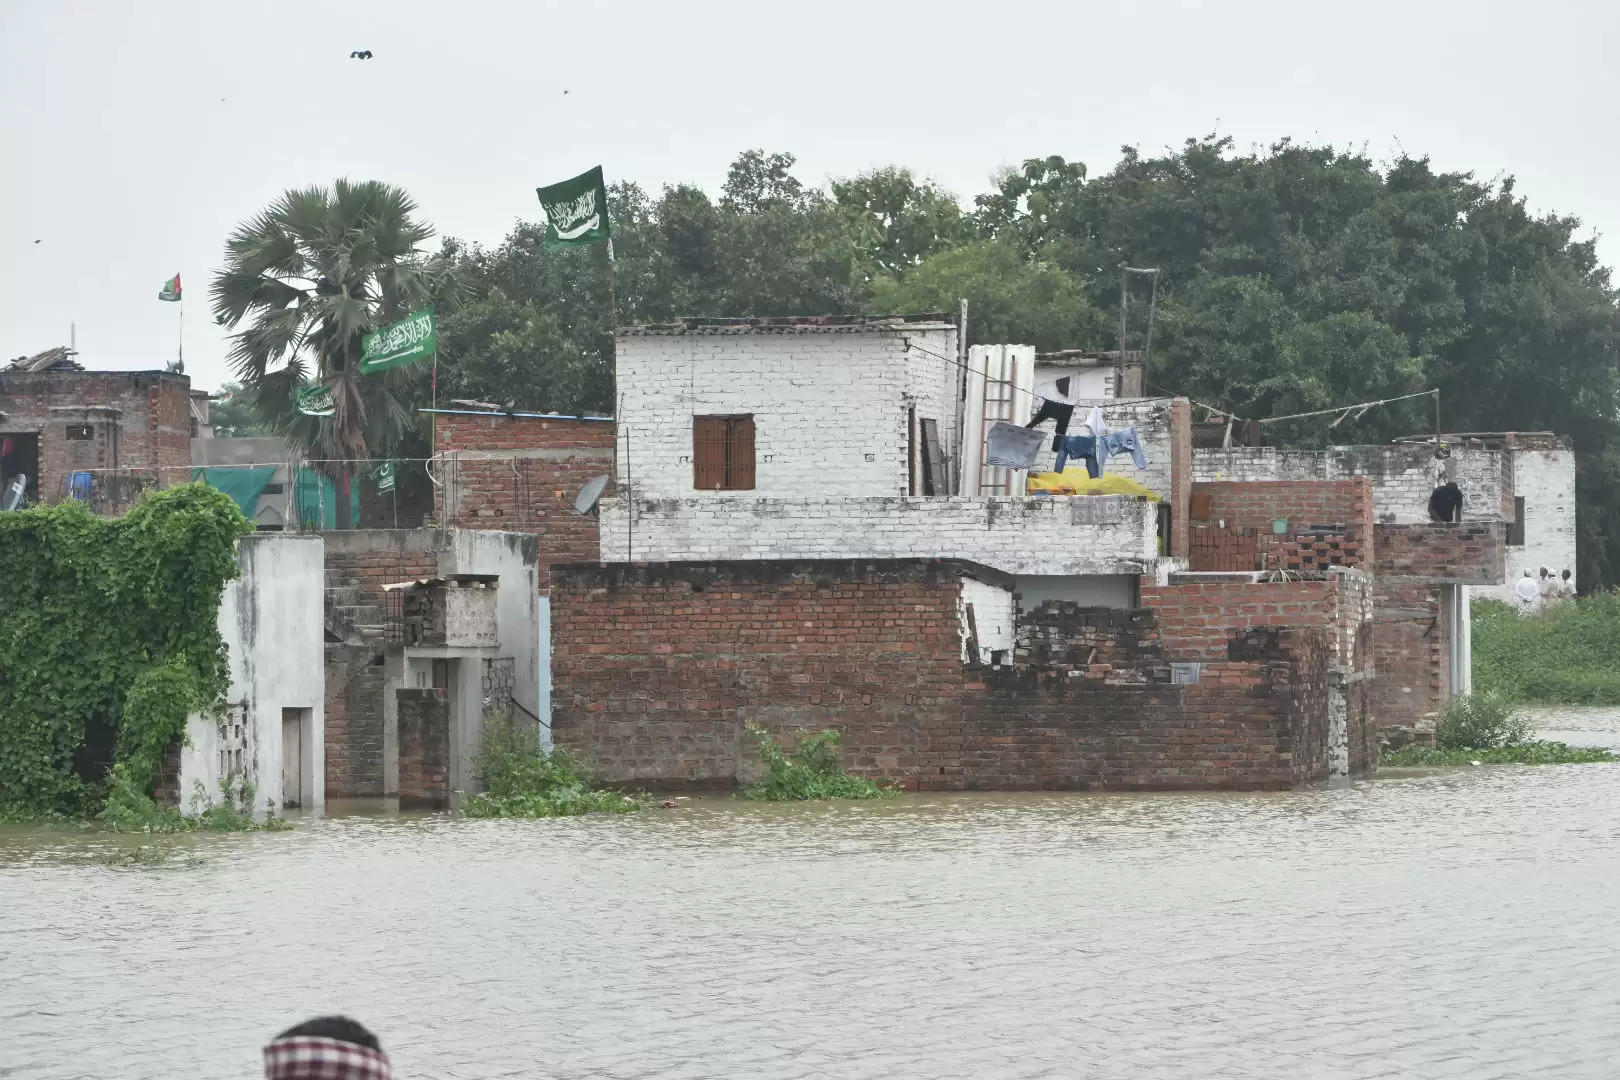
[693,415,755,490]
[65,424,92,441]
[1507,496,1526,546]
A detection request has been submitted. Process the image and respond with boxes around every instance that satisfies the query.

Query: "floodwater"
[4,716,1620,1079]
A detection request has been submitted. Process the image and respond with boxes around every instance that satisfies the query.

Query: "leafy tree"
[206,382,271,437]
[832,167,969,279]
[210,180,445,527]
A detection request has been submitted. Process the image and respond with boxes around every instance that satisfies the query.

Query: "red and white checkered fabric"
[263,1036,393,1080]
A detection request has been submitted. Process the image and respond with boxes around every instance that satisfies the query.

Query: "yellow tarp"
[1026,470,1161,500]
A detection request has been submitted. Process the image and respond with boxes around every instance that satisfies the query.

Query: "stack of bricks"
[1013,602,1164,678]
[1269,528,1361,573]
[434,413,615,590]
[1188,525,1260,571]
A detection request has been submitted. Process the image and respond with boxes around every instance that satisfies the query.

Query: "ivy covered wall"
[0,484,252,817]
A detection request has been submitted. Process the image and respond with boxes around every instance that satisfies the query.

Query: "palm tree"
[211,180,441,527]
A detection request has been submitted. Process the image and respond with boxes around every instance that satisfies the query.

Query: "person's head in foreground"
[264,1016,390,1080]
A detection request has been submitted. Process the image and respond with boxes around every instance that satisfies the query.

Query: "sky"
[3,0,1619,394]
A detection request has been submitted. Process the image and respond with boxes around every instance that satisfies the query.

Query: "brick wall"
[551,559,1351,790]
[1189,525,1260,571]
[434,413,614,589]
[1371,580,1448,739]
[323,530,443,609]
[1140,578,1342,661]
[1194,444,1510,525]
[396,688,450,810]
[1170,398,1192,558]
[0,369,192,508]
[1190,479,1374,570]
[599,494,1161,576]
[324,644,385,797]
[1374,522,1505,584]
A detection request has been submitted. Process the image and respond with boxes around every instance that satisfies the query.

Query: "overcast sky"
[3,0,1618,393]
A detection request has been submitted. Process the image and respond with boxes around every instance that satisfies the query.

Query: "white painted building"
[180,533,326,814]
[604,319,1183,589]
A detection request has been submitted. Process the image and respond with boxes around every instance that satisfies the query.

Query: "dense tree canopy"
[237,144,1620,585]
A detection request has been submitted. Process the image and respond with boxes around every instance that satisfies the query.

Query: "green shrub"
[463,712,643,819]
[1434,692,1532,750]
[1473,592,1620,705]
[97,763,286,833]
[737,723,901,801]
[1382,742,1615,766]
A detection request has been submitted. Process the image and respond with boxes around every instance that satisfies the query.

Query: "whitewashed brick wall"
[601,494,1159,576]
[1487,449,1577,603]
[1194,446,1509,523]
[959,576,1016,664]
[1028,398,1176,499]
[614,325,958,499]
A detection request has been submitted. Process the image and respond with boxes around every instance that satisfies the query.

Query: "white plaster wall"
[438,528,542,747]
[1035,364,1115,401]
[1014,574,1138,611]
[180,534,325,815]
[614,325,958,499]
[602,495,1158,576]
[1194,446,1509,524]
[1488,449,1577,604]
[959,576,1016,664]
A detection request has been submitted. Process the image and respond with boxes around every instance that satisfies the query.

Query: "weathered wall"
[396,689,450,810]
[613,320,959,499]
[599,494,1161,576]
[180,534,326,812]
[1141,577,1344,661]
[959,575,1016,664]
[1190,479,1375,571]
[0,369,192,507]
[1012,574,1138,611]
[1371,580,1449,740]
[1194,445,1510,524]
[550,559,1346,790]
[1492,443,1577,601]
[324,645,385,797]
[1374,522,1505,585]
[434,413,614,588]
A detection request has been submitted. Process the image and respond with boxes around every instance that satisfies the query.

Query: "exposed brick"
[397,688,450,810]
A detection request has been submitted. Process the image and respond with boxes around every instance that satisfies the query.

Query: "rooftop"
[616,313,954,336]
[1035,349,1145,367]
[6,346,83,373]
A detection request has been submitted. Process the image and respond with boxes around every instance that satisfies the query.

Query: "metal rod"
[1144,269,1160,371]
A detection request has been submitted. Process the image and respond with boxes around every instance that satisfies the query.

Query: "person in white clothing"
[1514,569,1539,611]
[1558,569,1577,601]
[1538,567,1558,602]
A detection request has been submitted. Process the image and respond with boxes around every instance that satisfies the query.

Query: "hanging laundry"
[1054,434,1100,478]
[985,422,1048,469]
[1095,427,1150,472]
[1074,404,1107,439]
[1428,482,1463,523]
[1024,399,1075,438]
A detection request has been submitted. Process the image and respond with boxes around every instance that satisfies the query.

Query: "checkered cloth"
[263,1036,393,1080]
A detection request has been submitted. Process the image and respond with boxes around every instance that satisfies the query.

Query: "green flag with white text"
[536,166,610,250]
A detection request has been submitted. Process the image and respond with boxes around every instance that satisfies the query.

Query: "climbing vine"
[0,484,252,817]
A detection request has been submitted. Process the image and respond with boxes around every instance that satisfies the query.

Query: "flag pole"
[606,237,618,326]
[177,299,184,373]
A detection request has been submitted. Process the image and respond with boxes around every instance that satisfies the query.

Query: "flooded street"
[4,724,1620,1079]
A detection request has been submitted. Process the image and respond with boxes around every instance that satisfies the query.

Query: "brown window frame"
[692,415,756,491]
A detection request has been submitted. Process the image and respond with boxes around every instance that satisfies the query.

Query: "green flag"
[375,459,396,494]
[157,273,182,302]
[536,166,610,250]
[359,308,437,374]
[296,384,336,416]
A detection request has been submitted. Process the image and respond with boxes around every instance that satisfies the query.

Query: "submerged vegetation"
[737,724,902,801]
[1380,692,1616,767]
[464,712,643,818]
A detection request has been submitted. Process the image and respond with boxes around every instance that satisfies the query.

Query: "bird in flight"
[350,50,374,59]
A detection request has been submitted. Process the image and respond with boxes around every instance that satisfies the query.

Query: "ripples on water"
[4,720,1620,1079]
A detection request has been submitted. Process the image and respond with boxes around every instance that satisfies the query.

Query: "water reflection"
[4,725,1620,1078]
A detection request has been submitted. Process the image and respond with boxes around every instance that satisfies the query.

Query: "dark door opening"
[1,434,40,505]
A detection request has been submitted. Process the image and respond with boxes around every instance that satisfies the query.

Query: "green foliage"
[737,723,901,801]
[463,712,643,818]
[1434,692,1534,750]
[98,764,288,833]
[1381,742,1615,766]
[0,484,253,817]
[207,382,271,437]
[1473,594,1620,704]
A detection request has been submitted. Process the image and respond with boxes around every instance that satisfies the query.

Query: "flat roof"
[616,313,954,336]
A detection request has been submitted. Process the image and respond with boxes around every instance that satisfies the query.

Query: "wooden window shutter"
[693,417,726,489]
[730,416,755,490]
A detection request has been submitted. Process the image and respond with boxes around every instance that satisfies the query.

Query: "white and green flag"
[296,383,336,416]
[536,166,610,250]
[359,309,437,374]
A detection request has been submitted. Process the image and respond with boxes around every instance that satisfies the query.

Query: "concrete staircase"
[324,569,389,645]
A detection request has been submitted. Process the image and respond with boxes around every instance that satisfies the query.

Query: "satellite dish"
[2,474,26,510]
[573,475,610,517]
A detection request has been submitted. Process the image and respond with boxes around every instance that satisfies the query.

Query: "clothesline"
[1258,389,1438,425]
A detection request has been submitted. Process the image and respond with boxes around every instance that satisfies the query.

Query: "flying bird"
[349,50,373,59]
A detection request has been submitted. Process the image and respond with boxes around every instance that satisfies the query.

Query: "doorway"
[281,707,310,808]
[1,434,40,505]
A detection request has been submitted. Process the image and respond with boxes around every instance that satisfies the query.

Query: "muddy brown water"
[3,711,1619,1079]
